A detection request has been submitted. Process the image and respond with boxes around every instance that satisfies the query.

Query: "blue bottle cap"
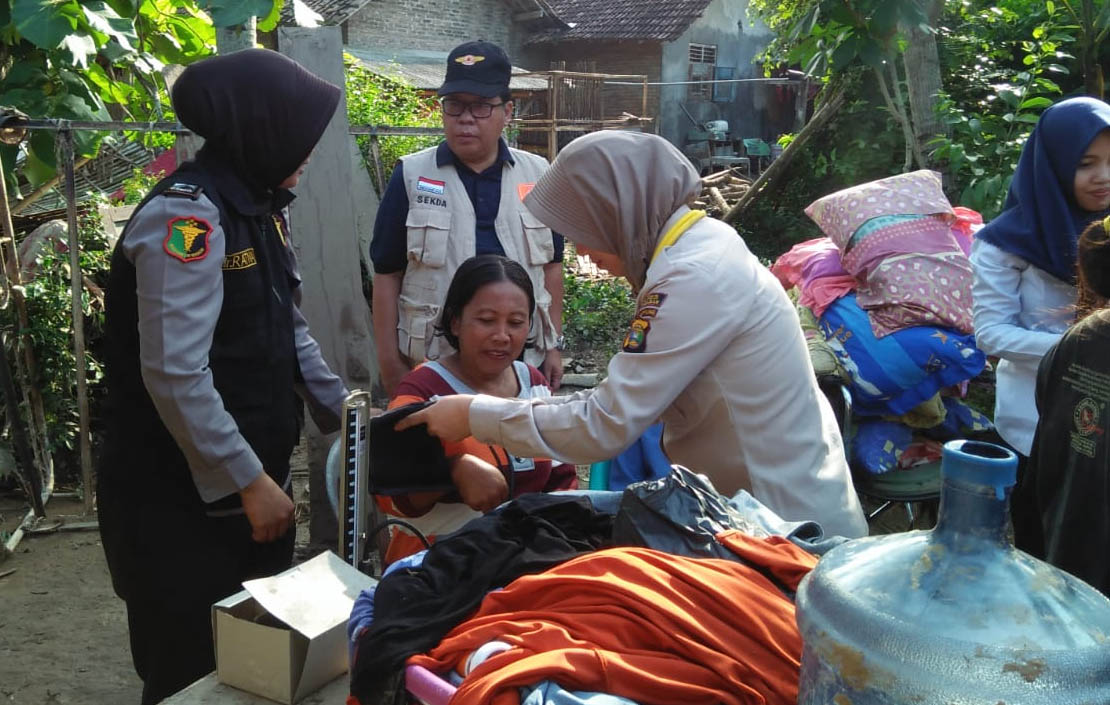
[942,439,1017,499]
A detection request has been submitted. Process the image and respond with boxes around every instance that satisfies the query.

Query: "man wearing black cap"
[370,40,565,397]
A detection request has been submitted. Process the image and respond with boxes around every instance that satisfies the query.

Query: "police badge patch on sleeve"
[622,292,667,353]
[163,217,213,263]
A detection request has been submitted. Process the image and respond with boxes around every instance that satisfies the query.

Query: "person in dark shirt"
[97,49,348,703]
[1015,211,1110,595]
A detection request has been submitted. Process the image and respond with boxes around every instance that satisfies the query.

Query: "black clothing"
[349,493,614,703]
[100,157,300,515]
[1013,311,1110,595]
[99,49,343,704]
[171,48,340,190]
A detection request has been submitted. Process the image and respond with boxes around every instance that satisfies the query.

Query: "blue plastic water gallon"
[796,440,1110,704]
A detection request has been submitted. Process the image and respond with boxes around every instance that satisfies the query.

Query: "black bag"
[613,466,797,598]
[613,465,767,560]
[368,401,453,495]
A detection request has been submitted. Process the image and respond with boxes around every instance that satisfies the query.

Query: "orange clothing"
[409,532,817,705]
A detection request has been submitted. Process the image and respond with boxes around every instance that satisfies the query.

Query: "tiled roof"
[346,49,549,92]
[528,0,714,43]
[279,0,372,26]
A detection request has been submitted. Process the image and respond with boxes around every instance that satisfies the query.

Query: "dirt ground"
[0,443,315,705]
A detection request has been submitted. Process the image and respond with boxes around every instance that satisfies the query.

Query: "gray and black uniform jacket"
[99,152,347,513]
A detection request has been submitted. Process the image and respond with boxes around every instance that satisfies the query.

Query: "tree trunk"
[901,0,946,164]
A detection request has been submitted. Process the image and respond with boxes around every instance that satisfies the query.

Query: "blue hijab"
[977,96,1110,283]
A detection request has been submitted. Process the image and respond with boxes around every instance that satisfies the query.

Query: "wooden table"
[163,671,349,704]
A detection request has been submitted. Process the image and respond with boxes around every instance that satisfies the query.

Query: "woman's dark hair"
[435,255,535,351]
[1077,216,1110,318]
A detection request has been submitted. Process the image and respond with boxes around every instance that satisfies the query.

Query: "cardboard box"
[212,551,377,704]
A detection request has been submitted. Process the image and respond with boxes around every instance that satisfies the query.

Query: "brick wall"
[346,0,526,60]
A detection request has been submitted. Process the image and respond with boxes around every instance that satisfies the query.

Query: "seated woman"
[377,255,577,564]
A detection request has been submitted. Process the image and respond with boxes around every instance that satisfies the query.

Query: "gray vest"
[398,145,555,365]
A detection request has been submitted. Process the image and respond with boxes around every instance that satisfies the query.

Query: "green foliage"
[749,0,929,77]
[14,200,112,466]
[344,55,441,192]
[0,0,279,187]
[561,266,636,366]
[113,165,167,205]
[928,1,1077,218]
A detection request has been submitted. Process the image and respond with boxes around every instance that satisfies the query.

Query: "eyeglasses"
[440,98,507,119]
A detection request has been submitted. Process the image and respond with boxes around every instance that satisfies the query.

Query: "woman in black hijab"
[97,49,348,704]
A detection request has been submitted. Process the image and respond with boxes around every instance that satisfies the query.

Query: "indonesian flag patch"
[164,217,213,263]
[417,177,446,195]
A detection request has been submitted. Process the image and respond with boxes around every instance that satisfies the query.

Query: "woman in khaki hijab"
[399,131,867,538]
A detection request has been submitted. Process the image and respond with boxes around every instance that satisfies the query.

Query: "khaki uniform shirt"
[470,209,868,538]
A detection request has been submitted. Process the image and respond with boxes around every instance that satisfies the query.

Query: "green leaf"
[857,37,883,70]
[83,1,136,52]
[1045,0,1055,13]
[1015,113,1041,123]
[0,0,10,26]
[1019,96,1053,109]
[198,0,274,28]
[1,61,48,88]
[1045,63,1069,74]
[256,0,281,32]
[870,0,899,38]
[11,0,80,49]
[830,37,858,71]
[996,88,1021,108]
[969,118,982,134]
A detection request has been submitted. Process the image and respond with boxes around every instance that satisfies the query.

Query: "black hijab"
[171,48,341,191]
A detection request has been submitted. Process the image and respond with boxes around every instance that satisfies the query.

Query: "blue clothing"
[976,97,1110,283]
[370,139,564,274]
[347,549,428,662]
[608,424,672,490]
[521,681,641,705]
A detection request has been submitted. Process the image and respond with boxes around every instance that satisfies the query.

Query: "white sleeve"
[971,239,1063,361]
[469,262,732,463]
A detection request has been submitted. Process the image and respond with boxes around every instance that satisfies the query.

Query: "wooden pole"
[60,130,93,515]
[0,157,44,518]
[279,26,375,551]
[724,83,847,225]
[548,73,559,160]
[368,135,386,198]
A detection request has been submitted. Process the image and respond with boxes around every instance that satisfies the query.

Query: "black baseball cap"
[438,40,511,98]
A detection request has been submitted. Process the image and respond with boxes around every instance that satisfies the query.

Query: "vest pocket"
[519,210,554,266]
[398,295,440,363]
[405,209,452,268]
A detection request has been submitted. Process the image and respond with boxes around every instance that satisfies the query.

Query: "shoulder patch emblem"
[622,318,651,353]
[622,292,667,353]
[164,217,213,263]
[164,182,203,199]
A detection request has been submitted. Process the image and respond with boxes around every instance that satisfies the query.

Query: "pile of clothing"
[347,470,838,705]
[773,170,992,474]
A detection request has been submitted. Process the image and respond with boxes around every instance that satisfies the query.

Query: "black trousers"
[98,462,293,704]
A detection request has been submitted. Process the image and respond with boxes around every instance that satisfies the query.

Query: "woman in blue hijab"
[971,96,1110,535]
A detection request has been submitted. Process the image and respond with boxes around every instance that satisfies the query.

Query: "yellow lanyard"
[650,210,706,264]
